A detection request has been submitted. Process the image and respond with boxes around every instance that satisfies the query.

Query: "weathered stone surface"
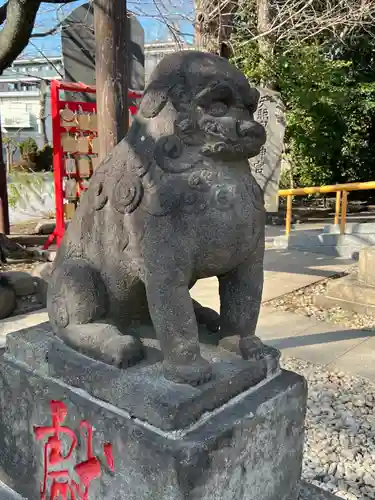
[250,88,285,213]
[47,50,270,388]
[359,245,375,286]
[0,345,306,500]
[1,272,35,297]
[5,324,280,431]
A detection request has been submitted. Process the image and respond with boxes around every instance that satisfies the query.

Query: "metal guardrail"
[278,181,375,235]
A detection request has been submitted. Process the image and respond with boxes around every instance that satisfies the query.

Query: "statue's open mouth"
[200,139,263,159]
[201,118,265,148]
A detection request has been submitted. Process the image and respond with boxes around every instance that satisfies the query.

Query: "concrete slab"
[327,334,375,379]
[264,315,373,366]
[273,224,375,259]
[263,248,351,301]
[190,249,353,307]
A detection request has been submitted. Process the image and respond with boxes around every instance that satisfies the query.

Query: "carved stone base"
[0,323,306,499]
[4,323,280,431]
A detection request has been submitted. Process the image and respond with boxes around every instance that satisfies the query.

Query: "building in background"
[144,40,191,81]
[0,41,190,163]
[0,56,63,153]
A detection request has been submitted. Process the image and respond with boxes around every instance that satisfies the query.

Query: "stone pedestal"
[0,324,307,500]
[315,246,375,315]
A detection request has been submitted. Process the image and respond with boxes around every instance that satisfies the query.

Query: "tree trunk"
[194,0,238,59]
[39,79,48,146]
[93,0,129,161]
[0,0,41,76]
[257,0,277,89]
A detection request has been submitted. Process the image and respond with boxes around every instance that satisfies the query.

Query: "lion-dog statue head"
[128,50,266,175]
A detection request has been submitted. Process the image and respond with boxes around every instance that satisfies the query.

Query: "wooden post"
[340,191,348,235]
[0,123,10,235]
[94,0,129,162]
[334,190,341,225]
[286,194,292,235]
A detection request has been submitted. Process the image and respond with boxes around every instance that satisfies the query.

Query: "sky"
[0,0,194,59]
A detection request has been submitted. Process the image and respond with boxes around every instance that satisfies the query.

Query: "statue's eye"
[208,102,228,117]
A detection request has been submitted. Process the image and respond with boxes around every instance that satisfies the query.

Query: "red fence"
[43,80,143,250]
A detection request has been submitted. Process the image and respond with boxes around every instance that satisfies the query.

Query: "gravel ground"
[264,265,375,332]
[282,356,375,500]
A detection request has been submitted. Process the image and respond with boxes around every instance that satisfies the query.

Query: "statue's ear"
[139,84,169,119]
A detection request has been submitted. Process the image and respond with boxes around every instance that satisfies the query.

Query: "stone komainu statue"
[47,51,267,386]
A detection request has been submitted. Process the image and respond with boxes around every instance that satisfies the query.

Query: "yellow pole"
[279,180,375,197]
[286,194,293,235]
[334,191,341,225]
[340,191,348,234]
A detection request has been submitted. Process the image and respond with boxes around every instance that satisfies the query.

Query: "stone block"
[314,294,375,316]
[0,325,307,500]
[314,272,375,315]
[1,272,36,297]
[35,221,56,235]
[325,274,375,305]
[5,325,280,432]
[359,246,375,286]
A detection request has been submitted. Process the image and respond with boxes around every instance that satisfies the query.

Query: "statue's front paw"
[239,336,265,361]
[103,335,144,368]
[163,356,212,386]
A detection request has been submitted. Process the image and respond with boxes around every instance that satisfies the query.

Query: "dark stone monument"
[0,52,311,499]
[61,3,144,101]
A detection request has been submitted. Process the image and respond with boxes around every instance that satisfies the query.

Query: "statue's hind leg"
[47,258,143,367]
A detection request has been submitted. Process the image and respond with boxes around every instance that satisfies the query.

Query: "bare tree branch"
[31,21,62,37]
[0,0,78,26]
[236,0,375,47]
[0,0,41,75]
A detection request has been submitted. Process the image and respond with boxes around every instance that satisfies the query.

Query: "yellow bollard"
[340,191,348,234]
[286,194,293,235]
[334,191,341,225]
